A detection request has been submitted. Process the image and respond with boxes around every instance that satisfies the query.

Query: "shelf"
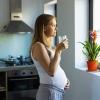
[76,66,100,76]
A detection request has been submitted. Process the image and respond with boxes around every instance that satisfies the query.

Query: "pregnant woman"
[31,14,70,100]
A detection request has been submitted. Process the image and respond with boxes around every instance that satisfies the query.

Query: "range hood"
[4,0,33,32]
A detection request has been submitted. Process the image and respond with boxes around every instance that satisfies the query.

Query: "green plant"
[79,31,100,61]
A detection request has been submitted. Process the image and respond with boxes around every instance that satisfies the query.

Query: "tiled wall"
[0,32,33,58]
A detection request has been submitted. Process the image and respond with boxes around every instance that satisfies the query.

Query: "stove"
[0,55,34,66]
[6,56,39,100]
[0,55,38,100]
[7,69,39,100]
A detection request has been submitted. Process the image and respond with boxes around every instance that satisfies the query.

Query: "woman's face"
[44,18,57,37]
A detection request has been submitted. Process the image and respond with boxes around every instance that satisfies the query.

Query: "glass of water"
[58,35,67,43]
[57,35,68,49]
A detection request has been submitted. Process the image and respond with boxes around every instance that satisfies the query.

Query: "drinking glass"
[58,35,67,43]
[57,35,68,49]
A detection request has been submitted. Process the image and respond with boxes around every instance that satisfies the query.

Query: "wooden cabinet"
[0,72,7,100]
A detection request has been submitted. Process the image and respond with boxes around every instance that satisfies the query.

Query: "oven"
[7,69,39,100]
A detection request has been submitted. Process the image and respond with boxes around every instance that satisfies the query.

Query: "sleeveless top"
[31,47,68,90]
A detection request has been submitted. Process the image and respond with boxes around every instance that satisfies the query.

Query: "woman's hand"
[56,38,69,54]
[64,79,70,90]
[62,39,69,49]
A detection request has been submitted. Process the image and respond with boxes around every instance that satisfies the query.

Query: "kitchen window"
[75,0,100,76]
[89,0,100,61]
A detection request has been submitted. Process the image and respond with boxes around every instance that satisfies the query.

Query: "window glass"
[93,0,100,30]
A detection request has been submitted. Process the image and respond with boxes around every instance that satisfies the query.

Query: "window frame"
[89,0,93,31]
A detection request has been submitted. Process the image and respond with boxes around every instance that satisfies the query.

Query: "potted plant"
[80,31,100,71]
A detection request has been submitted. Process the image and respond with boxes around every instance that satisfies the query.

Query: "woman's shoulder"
[31,42,46,60]
[32,42,45,49]
[32,42,46,53]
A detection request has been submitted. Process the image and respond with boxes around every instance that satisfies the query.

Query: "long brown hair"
[32,14,55,47]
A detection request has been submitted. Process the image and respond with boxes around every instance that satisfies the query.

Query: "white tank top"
[31,47,68,90]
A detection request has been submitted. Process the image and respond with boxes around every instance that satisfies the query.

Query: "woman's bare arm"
[32,42,62,76]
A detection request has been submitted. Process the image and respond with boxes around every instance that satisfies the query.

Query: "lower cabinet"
[0,72,7,100]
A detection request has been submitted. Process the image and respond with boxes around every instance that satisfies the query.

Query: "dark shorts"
[36,84,65,100]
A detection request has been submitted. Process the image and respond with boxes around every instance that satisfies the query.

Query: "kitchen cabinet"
[0,72,8,100]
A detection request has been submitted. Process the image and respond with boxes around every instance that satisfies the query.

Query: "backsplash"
[0,32,33,58]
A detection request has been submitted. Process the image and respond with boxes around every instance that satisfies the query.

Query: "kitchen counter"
[0,64,36,72]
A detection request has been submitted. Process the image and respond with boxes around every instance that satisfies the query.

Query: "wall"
[22,0,57,28]
[0,33,33,58]
[57,0,100,100]
[0,0,44,58]
[0,0,44,31]
[44,3,55,15]
[43,0,55,3]
[75,0,89,69]
[0,0,10,31]
[22,0,44,28]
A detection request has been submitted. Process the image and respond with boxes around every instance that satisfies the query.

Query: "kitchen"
[0,0,45,100]
[2,0,100,100]
[0,0,57,100]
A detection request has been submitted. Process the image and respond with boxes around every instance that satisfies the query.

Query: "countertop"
[0,64,36,72]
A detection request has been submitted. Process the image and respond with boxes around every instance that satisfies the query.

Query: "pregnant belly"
[52,67,68,89]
